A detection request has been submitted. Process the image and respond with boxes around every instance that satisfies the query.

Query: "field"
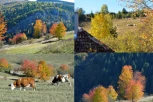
[79,18,152,52]
[79,18,143,35]
[0,54,74,102]
[0,31,74,54]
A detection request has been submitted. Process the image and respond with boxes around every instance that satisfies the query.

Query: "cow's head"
[9,81,16,90]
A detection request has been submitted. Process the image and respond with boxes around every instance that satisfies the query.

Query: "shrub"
[9,33,27,44]
[0,58,11,72]
[21,59,37,77]
[83,85,118,102]
[37,60,54,81]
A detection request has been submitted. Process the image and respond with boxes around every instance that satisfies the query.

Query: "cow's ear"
[8,84,11,86]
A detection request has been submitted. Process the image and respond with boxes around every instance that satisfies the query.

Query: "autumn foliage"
[118,65,133,99]
[0,58,11,72]
[49,23,58,36]
[125,72,145,102]
[49,22,67,40]
[9,33,27,44]
[0,12,7,40]
[21,59,54,81]
[37,60,54,81]
[33,19,43,38]
[118,65,146,101]
[21,59,37,77]
[82,85,118,102]
[90,13,114,40]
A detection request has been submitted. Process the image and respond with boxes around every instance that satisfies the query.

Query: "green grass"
[0,54,74,102]
[0,78,74,102]
[0,32,74,54]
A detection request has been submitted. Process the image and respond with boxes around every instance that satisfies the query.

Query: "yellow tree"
[90,13,113,40]
[0,13,7,40]
[37,60,54,81]
[55,22,67,40]
[92,86,108,102]
[107,85,118,101]
[33,19,43,38]
[118,65,133,99]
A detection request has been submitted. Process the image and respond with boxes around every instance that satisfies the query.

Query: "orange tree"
[125,72,146,102]
[0,12,7,40]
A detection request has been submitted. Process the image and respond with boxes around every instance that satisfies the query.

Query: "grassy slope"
[0,54,74,102]
[0,32,74,54]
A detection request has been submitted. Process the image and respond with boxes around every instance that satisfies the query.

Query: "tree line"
[76,4,145,22]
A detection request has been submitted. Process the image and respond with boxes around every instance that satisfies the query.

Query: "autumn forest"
[75,53,153,102]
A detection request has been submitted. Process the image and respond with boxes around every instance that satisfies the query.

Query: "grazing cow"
[51,74,71,86]
[9,77,36,91]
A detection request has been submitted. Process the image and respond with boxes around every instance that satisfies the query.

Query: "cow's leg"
[20,87,22,90]
[23,87,26,91]
[66,79,72,87]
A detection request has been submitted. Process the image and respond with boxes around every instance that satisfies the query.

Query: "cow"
[51,74,72,87]
[9,77,36,91]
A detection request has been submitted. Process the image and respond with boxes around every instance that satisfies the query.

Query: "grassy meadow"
[0,31,74,54]
[0,54,74,102]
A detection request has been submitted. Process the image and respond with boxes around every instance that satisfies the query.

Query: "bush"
[0,58,11,72]
[9,33,27,44]
[21,59,37,77]
[37,60,54,81]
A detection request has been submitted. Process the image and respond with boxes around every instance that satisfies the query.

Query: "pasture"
[0,78,74,102]
[0,31,74,54]
[0,54,74,102]
[79,18,142,35]
[79,18,153,52]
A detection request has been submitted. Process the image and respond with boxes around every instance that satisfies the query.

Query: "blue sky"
[75,0,132,14]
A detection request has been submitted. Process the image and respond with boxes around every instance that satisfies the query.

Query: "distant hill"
[0,0,74,38]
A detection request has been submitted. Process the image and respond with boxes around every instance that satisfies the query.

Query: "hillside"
[75,53,153,102]
[0,0,74,38]
[0,31,74,54]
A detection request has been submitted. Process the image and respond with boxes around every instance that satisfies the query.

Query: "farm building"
[75,28,114,53]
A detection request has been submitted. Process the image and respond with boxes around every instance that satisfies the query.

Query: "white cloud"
[61,0,74,3]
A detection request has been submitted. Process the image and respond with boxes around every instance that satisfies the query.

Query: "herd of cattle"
[8,74,72,91]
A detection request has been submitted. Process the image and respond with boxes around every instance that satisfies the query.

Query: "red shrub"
[9,33,27,44]
[21,59,37,77]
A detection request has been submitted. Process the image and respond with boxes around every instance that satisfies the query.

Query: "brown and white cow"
[9,77,36,91]
[51,74,72,86]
